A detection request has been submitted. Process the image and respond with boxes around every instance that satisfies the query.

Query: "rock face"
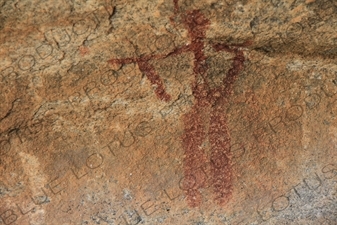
[0,0,337,224]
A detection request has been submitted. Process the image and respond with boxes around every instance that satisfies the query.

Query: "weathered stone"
[0,0,337,224]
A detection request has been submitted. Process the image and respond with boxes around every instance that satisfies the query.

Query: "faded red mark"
[108,0,250,207]
[173,0,179,14]
[79,46,90,56]
[138,61,171,101]
[108,56,171,102]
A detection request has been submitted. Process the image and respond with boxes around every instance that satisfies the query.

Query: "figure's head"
[183,10,210,38]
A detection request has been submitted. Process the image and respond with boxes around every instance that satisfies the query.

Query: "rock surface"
[0,0,337,224]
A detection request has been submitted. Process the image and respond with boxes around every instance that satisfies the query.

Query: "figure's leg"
[209,103,233,205]
[182,101,207,207]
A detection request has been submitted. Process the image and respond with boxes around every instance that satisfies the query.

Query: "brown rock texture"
[0,0,337,224]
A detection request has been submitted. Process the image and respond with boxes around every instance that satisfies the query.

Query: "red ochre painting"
[109,0,251,207]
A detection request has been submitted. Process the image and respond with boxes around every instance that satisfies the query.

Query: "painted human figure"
[109,0,251,207]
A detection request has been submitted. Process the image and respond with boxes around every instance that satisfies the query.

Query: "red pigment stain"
[79,46,90,56]
[173,0,179,14]
[138,61,171,102]
[108,56,171,102]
